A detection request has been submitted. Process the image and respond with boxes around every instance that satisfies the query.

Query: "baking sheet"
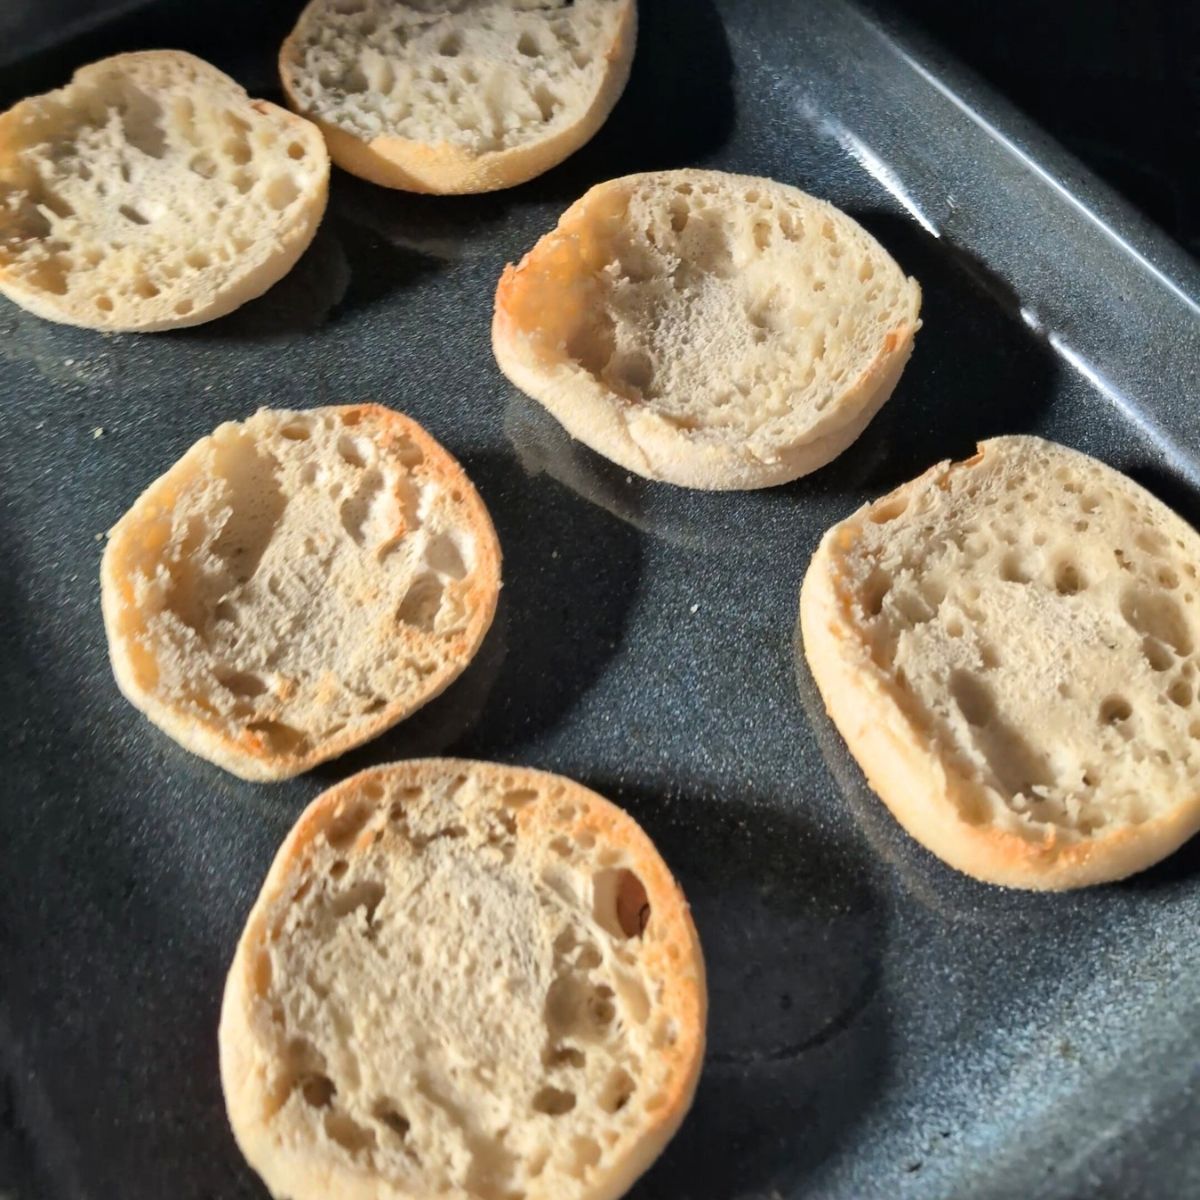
[2,1,1199,1197]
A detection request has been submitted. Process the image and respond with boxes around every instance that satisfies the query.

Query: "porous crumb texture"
[810,435,1200,883]
[494,169,921,489]
[280,0,634,192]
[100,406,500,780]
[220,761,706,1200]
[0,51,328,331]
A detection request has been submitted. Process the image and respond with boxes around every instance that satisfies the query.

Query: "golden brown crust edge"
[798,444,1200,890]
[277,2,637,194]
[493,293,916,490]
[0,52,329,333]
[219,759,707,1200]
[100,406,502,782]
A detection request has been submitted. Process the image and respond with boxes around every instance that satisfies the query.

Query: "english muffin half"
[280,0,636,193]
[220,759,706,1200]
[101,405,500,780]
[0,51,328,331]
[494,169,921,489]
[801,435,1200,888]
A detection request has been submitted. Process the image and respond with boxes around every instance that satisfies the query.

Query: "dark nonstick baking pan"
[2,2,1199,1198]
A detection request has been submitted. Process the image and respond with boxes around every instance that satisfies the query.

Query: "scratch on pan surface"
[873,30,1200,318]
[829,126,941,238]
[1017,302,1195,483]
[1048,333,1182,460]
